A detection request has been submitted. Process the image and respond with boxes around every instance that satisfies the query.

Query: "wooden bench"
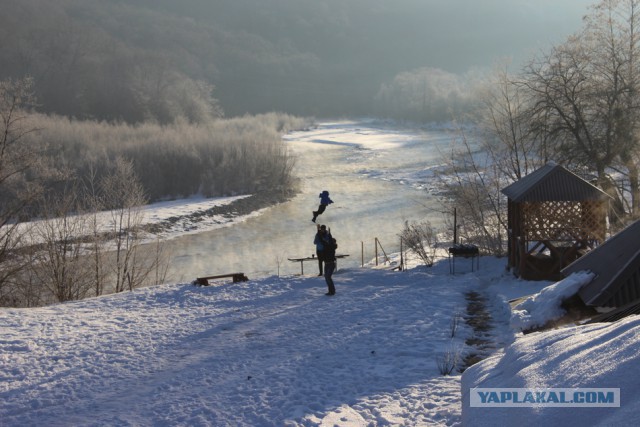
[195,273,248,286]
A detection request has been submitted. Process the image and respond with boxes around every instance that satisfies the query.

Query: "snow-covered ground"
[138,195,258,238]
[3,239,637,426]
[0,253,507,426]
[17,194,260,247]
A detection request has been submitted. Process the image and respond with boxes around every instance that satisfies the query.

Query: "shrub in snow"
[436,344,462,375]
[450,311,463,338]
[400,220,438,267]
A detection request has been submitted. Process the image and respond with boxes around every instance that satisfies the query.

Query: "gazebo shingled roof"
[501,161,609,203]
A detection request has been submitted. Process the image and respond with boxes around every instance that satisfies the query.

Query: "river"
[166,120,458,282]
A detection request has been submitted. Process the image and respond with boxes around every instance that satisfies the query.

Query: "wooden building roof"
[586,299,640,323]
[501,162,610,203]
[562,220,640,307]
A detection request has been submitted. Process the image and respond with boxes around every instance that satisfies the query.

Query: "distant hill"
[0,0,591,121]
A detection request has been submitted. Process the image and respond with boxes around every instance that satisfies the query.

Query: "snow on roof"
[510,271,595,332]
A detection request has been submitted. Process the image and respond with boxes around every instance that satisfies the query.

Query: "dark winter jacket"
[319,191,333,206]
[323,238,337,262]
[314,230,332,251]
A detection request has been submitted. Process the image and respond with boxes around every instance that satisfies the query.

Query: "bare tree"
[10,253,44,307]
[436,130,508,255]
[100,157,148,293]
[0,77,41,302]
[83,163,109,297]
[29,187,94,303]
[590,0,640,218]
[149,237,171,287]
[438,0,640,252]
[476,64,548,181]
[434,65,545,256]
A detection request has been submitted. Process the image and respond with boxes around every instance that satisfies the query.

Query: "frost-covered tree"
[0,77,41,303]
[374,67,481,122]
[522,0,640,221]
[100,157,148,293]
[30,187,94,303]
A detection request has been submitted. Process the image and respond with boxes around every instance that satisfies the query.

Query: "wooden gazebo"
[501,162,611,281]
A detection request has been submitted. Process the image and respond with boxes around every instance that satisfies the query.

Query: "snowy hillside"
[0,256,517,426]
[2,250,639,426]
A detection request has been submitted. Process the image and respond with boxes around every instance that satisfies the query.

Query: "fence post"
[375,237,391,265]
[453,207,458,245]
[375,237,379,266]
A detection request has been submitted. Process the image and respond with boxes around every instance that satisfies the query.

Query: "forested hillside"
[0,0,589,121]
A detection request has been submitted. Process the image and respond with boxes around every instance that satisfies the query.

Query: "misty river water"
[165,120,458,282]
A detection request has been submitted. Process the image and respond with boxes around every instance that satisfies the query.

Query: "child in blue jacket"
[312,190,333,222]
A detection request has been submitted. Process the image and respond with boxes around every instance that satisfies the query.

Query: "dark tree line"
[0,0,585,121]
[0,0,371,120]
[1,0,222,123]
